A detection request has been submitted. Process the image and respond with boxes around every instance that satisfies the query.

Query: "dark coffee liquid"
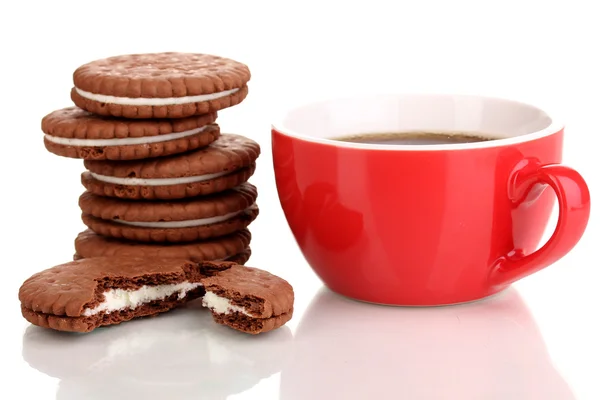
[333,131,499,145]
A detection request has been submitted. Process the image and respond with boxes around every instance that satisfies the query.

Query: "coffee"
[333,131,499,145]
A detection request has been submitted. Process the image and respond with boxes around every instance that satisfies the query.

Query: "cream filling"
[202,291,253,317]
[82,281,202,316]
[45,125,208,147]
[112,206,252,228]
[88,170,231,186]
[75,87,239,106]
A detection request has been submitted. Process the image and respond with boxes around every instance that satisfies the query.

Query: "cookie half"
[201,264,294,334]
[81,134,260,199]
[79,183,259,243]
[74,229,252,263]
[42,107,219,160]
[71,52,250,119]
[18,257,233,333]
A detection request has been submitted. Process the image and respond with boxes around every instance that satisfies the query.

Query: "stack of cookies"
[41,53,260,265]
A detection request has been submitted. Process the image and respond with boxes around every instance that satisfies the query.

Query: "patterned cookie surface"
[42,107,219,160]
[71,52,250,118]
[81,134,260,199]
[74,229,252,262]
[201,264,294,334]
[79,183,259,242]
[18,257,234,333]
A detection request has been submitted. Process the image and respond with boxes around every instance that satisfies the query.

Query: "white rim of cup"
[271,93,565,151]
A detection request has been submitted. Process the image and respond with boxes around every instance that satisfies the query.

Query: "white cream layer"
[45,125,208,147]
[88,170,231,186]
[75,87,239,106]
[112,206,253,228]
[202,291,253,317]
[83,281,202,316]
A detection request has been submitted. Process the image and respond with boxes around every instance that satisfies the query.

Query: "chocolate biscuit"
[81,134,260,199]
[200,264,294,334]
[227,247,252,265]
[18,257,231,333]
[71,52,250,119]
[42,107,219,160]
[73,247,252,265]
[74,229,252,263]
[79,183,259,242]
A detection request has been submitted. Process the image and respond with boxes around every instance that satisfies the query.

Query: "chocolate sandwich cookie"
[74,229,252,264]
[18,257,230,333]
[42,107,219,160]
[82,134,260,200]
[201,264,294,334]
[71,52,250,119]
[79,183,259,243]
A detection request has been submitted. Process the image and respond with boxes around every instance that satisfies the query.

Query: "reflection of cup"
[22,301,293,400]
[280,287,575,400]
[272,94,591,305]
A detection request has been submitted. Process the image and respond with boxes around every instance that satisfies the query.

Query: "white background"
[1,0,598,399]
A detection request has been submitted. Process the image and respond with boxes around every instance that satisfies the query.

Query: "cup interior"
[273,94,558,150]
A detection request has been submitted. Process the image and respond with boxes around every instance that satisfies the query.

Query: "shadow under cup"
[271,94,590,306]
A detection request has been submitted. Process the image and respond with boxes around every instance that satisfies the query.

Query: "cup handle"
[489,158,591,288]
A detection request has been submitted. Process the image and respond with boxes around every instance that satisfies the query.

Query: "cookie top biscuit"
[73,53,250,98]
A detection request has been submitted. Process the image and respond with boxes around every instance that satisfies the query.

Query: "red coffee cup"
[271,94,591,306]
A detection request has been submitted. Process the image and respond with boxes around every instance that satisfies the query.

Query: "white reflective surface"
[22,302,293,400]
[3,1,599,399]
[280,287,575,400]
[19,287,577,400]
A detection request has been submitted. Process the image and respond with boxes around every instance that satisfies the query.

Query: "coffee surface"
[333,131,499,145]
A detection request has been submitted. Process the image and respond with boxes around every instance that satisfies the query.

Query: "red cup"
[271,94,591,306]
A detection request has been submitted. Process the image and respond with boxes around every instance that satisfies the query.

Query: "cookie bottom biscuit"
[21,290,202,333]
[71,85,249,119]
[211,310,293,335]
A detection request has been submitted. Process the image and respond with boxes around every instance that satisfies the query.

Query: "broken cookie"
[18,257,293,335]
[18,257,228,333]
[200,264,294,334]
